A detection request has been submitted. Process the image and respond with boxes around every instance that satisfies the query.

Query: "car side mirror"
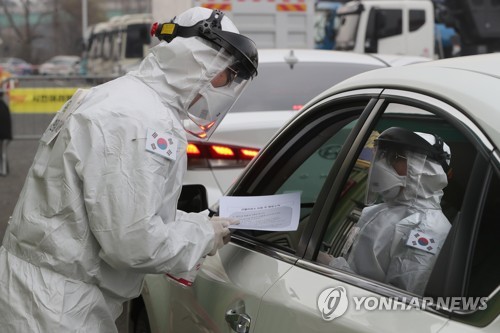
[177,184,209,213]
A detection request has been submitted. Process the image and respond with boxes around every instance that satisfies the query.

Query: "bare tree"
[118,0,150,14]
[0,0,107,63]
[46,0,107,60]
[0,0,51,62]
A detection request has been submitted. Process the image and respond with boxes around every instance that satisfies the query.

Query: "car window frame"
[379,91,498,323]
[298,88,499,324]
[226,89,384,259]
[443,160,500,326]
[223,86,499,324]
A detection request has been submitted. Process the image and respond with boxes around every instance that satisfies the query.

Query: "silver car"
[0,57,33,75]
[38,55,81,76]
[130,54,500,333]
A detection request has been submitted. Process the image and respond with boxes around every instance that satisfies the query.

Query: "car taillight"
[187,142,259,169]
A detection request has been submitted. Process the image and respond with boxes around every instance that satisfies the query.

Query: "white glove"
[209,217,239,256]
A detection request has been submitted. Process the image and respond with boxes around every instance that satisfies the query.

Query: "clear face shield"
[152,9,258,139]
[182,49,251,139]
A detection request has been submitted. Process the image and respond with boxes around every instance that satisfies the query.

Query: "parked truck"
[333,0,500,58]
[334,0,437,58]
[438,0,500,55]
[159,0,316,49]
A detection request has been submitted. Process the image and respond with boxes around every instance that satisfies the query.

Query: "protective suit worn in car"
[150,8,258,139]
[366,127,451,205]
[0,7,256,333]
[331,127,452,295]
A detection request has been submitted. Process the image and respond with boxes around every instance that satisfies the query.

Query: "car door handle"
[225,309,251,333]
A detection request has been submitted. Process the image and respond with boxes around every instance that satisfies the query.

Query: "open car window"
[313,100,499,307]
[231,97,375,254]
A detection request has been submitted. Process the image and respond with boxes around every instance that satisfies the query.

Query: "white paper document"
[219,192,301,231]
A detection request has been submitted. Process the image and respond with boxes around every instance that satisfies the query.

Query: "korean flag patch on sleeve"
[145,128,178,161]
[406,229,439,254]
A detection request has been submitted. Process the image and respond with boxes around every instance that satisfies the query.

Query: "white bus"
[85,13,155,76]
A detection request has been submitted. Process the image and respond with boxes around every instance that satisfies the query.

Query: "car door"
[253,89,499,332]
[153,89,377,333]
[154,88,499,333]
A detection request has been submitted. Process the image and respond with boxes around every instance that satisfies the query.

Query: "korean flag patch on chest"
[145,128,178,161]
[406,229,439,254]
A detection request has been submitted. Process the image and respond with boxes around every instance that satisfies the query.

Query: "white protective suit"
[332,148,452,295]
[0,8,243,333]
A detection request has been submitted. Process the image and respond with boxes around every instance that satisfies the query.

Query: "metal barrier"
[1,75,118,140]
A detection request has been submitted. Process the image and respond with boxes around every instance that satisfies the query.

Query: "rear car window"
[231,62,382,112]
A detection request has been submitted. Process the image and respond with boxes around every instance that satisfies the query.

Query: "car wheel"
[133,305,151,333]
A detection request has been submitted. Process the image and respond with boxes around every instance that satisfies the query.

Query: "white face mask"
[182,50,251,140]
[368,159,406,201]
[187,82,237,126]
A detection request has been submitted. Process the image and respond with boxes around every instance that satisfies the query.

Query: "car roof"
[308,53,500,147]
[0,57,26,63]
[50,55,80,61]
[257,49,430,67]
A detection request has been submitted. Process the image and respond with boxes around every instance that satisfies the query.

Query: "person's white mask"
[184,70,246,138]
[368,159,406,201]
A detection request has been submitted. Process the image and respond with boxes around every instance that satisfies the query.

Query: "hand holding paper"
[219,192,301,231]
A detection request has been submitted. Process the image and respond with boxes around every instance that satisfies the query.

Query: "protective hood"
[394,151,449,209]
[129,7,257,140]
[367,151,448,209]
[333,130,452,294]
[366,129,450,210]
[129,36,225,127]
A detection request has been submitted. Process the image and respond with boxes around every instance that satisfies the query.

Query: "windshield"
[231,61,381,112]
[335,14,361,50]
[125,23,151,58]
